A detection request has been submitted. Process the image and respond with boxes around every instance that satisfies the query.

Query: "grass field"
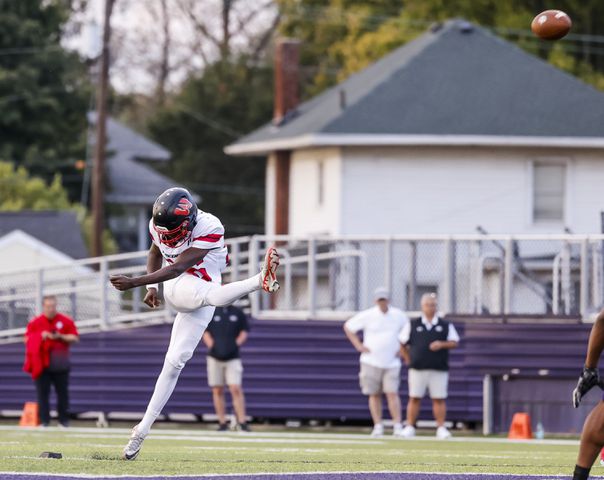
[0,425,599,478]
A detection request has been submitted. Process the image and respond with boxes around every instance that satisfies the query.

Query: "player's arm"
[236,330,248,347]
[202,331,214,349]
[343,325,369,353]
[110,247,209,291]
[573,309,604,407]
[400,344,411,365]
[53,333,79,344]
[140,244,163,308]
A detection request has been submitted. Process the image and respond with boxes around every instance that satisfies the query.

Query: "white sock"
[137,359,182,436]
[205,274,261,307]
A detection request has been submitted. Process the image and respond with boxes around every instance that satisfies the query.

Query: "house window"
[317,161,324,206]
[533,162,566,222]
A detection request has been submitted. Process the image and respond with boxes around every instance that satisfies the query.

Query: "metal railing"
[1,233,603,337]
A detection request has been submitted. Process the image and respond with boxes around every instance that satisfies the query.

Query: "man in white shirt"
[344,288,409,437]
[399,293,459,440]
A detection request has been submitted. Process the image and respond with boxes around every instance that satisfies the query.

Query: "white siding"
[289,148,342,236]
[340,146,583,235]
[569,151,604,233]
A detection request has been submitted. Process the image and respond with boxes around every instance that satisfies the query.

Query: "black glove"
[572,366,602,408]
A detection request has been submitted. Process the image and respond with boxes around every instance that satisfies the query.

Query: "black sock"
[573,464,591,480]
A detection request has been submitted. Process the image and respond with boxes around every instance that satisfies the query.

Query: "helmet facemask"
[153,219,193,248]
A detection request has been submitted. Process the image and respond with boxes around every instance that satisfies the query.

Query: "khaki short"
[359,363,401,395]
[408,368,449,399]
[206,356,243,387]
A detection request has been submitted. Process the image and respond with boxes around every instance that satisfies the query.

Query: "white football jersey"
[149,209,229,283]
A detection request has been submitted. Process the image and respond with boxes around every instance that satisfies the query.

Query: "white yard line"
[0,426,580,446]
[0,470,584,478]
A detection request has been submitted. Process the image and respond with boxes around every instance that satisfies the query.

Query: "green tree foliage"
[0,161,118,254]
[278,1,604,95]
[147,57,273,234]
[0,161,70,210]
[0,0,89,200]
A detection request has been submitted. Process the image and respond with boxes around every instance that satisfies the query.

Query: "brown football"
[531,10,572,40]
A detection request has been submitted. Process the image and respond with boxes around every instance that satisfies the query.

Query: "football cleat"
[122,424,146,460]
[436,426,452,440]
[260,247,280,293]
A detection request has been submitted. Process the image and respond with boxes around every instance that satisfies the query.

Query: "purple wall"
[0,317,592,429]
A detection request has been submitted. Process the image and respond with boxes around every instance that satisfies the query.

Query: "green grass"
[0,425,594,476]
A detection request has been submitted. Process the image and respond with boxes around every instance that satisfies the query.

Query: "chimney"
[273,38,300,125]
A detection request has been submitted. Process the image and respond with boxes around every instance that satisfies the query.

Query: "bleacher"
[0,317,591,430]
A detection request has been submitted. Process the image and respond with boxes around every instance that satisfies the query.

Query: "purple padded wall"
[0,318,590,425]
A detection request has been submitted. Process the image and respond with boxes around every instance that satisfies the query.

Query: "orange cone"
[19,402,40,427]
[508,412,533,439]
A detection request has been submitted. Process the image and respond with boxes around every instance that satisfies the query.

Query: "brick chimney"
[272,39,300,236]
[273,39,300,125]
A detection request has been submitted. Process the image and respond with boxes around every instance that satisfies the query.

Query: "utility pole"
[91,0,115,257]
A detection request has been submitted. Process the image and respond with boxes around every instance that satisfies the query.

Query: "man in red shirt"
[24,295,79,427]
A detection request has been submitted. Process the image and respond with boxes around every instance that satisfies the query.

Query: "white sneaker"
[260,246,280,293]
[400,425,416,438]
[436,426,452,439]
[123,424,146,460]
[370,423,384,437]
[393,423,404,437]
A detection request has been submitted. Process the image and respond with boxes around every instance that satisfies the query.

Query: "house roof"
[0,211,89,259]
[226,20,604,155]
[88,113,198,205]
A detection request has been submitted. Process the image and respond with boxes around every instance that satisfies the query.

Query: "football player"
[572,309,604,480]
[109,187,279,460]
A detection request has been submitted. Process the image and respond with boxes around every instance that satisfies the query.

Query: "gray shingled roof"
[227,20,604,154]
[0,211,89,259]
[88,113,197,205]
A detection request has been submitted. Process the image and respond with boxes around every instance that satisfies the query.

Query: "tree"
[0,0,90,201]
[278,1,604,96]
[147,57,273,234]
[0,161,70,210]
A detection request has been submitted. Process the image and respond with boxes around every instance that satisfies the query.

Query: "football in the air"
[531,10,572,40]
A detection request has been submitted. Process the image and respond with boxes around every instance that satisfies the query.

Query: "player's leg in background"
[226,359,246,427]
[574,402,604,480]
[35,371,52,426]
[212,386,227,427]
[137,306,214,436]
[207,356,228,428]
[385,392,402,424]
[53,370,70,427]
[406,397,421,425]
[432,399,446,426]
[384,366,402,428]
[368,394,383,426]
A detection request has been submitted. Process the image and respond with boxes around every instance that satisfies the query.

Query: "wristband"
[145,284,159,291]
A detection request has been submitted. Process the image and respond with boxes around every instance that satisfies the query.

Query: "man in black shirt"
[202,304,250,431]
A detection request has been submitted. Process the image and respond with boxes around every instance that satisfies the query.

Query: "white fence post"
[443,238,455,314]
[503,238,514,315]
[384,237,393,297]
[580,238,589,318]
[99,258,109,330]
[308,237,317,318]
[249,236,260,318]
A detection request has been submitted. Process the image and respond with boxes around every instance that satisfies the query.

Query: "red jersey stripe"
[193,233,223,243]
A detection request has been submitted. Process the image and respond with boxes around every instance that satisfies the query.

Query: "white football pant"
[137,273,260,436]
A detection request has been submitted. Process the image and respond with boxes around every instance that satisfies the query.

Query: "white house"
[225,20,604,316]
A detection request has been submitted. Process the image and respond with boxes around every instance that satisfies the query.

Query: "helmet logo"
[174,198,193,216]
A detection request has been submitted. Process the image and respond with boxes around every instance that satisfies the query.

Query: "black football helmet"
[152,188,198,248]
